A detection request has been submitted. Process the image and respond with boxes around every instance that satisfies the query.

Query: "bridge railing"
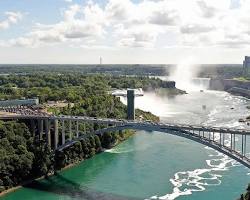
[1,113,250,167]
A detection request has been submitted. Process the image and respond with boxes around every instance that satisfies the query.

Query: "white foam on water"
[147,94,250,200]
[149,152,231,200]
[105,148,134,154]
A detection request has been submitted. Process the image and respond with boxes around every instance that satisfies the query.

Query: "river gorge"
[1,77,250,200]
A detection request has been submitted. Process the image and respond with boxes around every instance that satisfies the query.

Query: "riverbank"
[155,87,187,96]
[1,90,250,200]
[210,78,250,98]
[236,184,250,200]
[0,158,86,198]
[0,130,136,197]
[209,78,250,124]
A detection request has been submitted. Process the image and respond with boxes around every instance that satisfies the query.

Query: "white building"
[0,98,39,107]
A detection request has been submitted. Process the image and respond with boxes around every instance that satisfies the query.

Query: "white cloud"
[9,37,36,47]
[105,0,133,21]
[0,11,23,30]
[63,4,81,21]
[117,25,160,48]
[180,24,215,34]
[64,21,104,39]
[196,1,217,18]
[149,9,179,26]
[3,0,250,50]
[6,2,106,47]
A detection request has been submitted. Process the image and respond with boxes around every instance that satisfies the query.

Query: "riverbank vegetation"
[0,119,137,193]
[155,88,187,96]
[233,77,250,82]
[0,120,53,193]
[55,130,134,170]
[237,184,250,200]
[0,74,181,102]
[0,73,160,194]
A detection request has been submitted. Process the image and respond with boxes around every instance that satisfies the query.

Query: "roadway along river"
[2,89,250,200]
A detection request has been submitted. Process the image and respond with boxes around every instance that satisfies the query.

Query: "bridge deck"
[1,114,250,135]
[1,113,250,168]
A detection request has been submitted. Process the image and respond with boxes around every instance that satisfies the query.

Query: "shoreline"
[0,160,81,198]
[0,131,135,198]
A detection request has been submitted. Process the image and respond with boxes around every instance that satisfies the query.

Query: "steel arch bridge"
[0,113,250,168]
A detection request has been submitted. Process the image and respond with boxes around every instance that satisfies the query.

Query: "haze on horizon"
[0,0,250,64]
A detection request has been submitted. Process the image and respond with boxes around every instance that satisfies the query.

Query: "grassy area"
[233,77,250,82]
[155,88,187,96]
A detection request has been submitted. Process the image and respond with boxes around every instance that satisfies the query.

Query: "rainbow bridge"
[0,113,250,168]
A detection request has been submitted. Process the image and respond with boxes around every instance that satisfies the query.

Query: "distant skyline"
[0,0,250,64]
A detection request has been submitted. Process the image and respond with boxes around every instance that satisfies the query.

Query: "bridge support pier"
[76,120,79,138]
[242,135,244,157]
[30,119,36,136]
[241,134,247,157]
[69,120,72,140]
[38,119,44,140]
[45,119,51,147]
[54,119,58,149]
[244,134,247,156]
[219,132,222,146]
[233,134,236,150]
[62,120,65,145]
[230,133,233,150]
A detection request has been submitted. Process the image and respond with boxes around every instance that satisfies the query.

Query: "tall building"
[99,56,102,65]
[243,56,250,74]
[127,89,135,120]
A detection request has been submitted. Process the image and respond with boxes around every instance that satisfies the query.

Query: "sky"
[0,0,249,64]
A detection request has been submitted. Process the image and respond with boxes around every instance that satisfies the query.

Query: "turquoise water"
[2,90,250,200]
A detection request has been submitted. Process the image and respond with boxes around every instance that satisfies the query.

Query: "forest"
[0,73,161,193]
[0,120,137,193]
[0,73,176,103]
[0,64,244,78]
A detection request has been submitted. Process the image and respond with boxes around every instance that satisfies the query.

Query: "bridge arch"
[58,124,250,169]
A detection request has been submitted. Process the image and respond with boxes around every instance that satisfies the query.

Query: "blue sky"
[0,0,249,64]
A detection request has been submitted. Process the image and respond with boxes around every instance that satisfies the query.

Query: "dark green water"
[2,90,250,200]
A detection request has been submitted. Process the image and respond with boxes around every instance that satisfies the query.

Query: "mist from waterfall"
[169,58,209,91]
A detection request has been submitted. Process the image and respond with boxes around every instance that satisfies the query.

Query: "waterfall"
[169,58,209,91]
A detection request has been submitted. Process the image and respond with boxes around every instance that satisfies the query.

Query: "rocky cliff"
[209,78,250,98]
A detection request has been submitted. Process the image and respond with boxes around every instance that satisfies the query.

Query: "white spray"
[169,57,208,91]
